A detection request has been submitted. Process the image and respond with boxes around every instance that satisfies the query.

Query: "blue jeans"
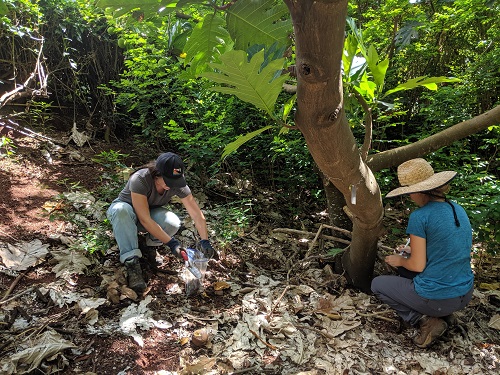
[371,275,474,326]
[106,200,181,263]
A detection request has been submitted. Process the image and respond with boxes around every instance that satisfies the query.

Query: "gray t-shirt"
[117,168,191,208]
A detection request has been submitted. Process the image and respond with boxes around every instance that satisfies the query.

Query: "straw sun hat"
[386,158,457,198]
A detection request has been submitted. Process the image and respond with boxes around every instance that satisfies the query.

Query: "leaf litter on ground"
[0,190,499,374]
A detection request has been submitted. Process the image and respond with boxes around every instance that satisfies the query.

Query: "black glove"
[200,239,215,259]
[166,237,182,259]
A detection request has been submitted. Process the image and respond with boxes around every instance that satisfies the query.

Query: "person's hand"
[396,244,411,254]
[385,254,403,268]
[166,237,182,259]
[200,239,215,259]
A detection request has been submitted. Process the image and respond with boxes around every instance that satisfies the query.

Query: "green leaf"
[395,21,423,48]
[95,0,176,18]
[0,0,8,17]
[222,125,274,159]
[182,13,232,76]
[201,49,288,116]
[366,45,389,89]
[226,0,291,50]
[281,94,296,122]
[355,75,376,101]
[383,76,461,98]
[342,34,358,78]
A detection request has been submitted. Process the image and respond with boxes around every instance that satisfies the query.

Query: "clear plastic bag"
[183,248,208,296]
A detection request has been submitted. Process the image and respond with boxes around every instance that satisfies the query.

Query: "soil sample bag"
[183,248,208,296]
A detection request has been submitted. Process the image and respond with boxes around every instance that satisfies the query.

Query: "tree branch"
[352,90,373,161]
[367,104,500,172]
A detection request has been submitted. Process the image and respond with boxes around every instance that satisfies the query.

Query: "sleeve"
[128,173,150,196]
[406,210,427,239]
[173,185,192,199]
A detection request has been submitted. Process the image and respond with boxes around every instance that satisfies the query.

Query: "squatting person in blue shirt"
[371,158,474,348]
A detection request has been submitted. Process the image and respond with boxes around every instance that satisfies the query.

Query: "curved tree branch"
[352,90,373,161]
[367,104,500,172]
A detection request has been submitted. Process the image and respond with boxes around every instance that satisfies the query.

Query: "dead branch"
[249,329,278,350]
[0,286,35,306]
[273,228,351,245]
[1,119,65,145]
[0,37,48,108]
[296,324,335,340]
[1,272,26,302]
[305,223,324,258]
[267,285,291,320]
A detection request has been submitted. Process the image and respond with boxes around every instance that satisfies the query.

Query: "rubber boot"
[125,256,147,294]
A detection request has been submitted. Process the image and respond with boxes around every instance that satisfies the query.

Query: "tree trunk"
[321,171,352,231]
[284,0,384,291]
[283,0,500,291]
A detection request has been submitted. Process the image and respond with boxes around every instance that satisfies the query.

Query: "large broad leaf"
[346,18,388,91]
[222,125,273,159]
[1,331,76,374]
[0,0,8,17]
[395,21,423,48]
[201,49,288,116]
[182,13,232,77]
[383,76,461,98]
[226,0,292,51]
[0,240,49,271]
[95,0,177,18]
[342,34,358,79]
[51,248,92,279]
[366,45,389,90]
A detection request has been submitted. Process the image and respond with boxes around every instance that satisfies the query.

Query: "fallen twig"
[305,223,324,258]
[1,271,26,302]
[249,329,278,350]
[230,365,261,374]
[267,285,290,320]
[0,286,35,306]
[296,324,335,340]
[273,227,351,245]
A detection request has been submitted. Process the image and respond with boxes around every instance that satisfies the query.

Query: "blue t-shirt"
[407,201,474,299]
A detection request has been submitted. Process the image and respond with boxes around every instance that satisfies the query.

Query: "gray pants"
[371,275,474,326]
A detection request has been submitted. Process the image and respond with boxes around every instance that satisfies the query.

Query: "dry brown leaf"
[106,288,120,304]
[120,285,138,300]
[213,281,230,291]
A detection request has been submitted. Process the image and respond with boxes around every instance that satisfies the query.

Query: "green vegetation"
[1,0,498,254]
[0,136,16,158]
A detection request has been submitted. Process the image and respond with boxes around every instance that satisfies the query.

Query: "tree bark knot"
[329,104,342,122]
[300,64,311,75]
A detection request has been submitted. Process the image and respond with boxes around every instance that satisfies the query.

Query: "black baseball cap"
[156,152,187,188]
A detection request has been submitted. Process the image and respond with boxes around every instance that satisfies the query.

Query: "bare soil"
[1,130,499,375]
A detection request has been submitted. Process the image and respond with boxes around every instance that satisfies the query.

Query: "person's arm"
[131,192,173,243]
[385,234,426,272]
[181,194,208,240]
[181,194,216,258]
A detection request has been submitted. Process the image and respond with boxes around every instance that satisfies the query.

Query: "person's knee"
[164,211,181,234]
[108,202,135,222]
[371,276,384,294]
